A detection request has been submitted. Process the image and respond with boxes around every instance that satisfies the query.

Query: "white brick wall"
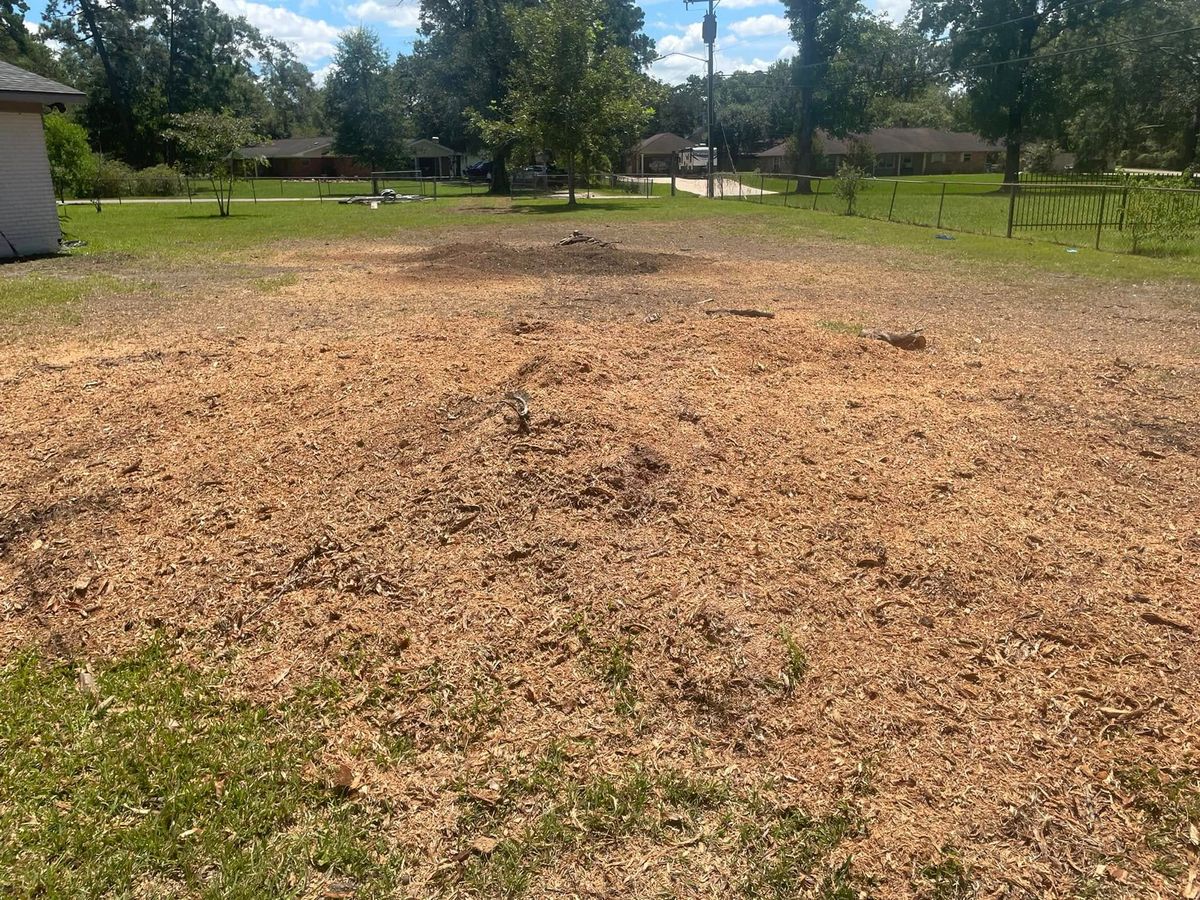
[0,107,62,258]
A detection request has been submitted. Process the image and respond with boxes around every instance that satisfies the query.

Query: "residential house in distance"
[236,137,464,178]
[407,138,464,178]
[236,136,371,178]
[0,60,85,258]
[755,128,999,176]
[626,132,691,174]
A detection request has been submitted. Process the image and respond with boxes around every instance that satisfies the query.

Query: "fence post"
[1117,185,1128,232]
[1005,182,1018,238]
[186,175,192,205]
[888,181,898,221]
[812,177,821,210]
[936,182,947,228]
[250,178,257,204]
[759,173,765,204]
[783,176,790,208]
[1095,187,1107,251]
[434,179,438,201]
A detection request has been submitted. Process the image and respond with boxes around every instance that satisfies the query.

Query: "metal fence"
[59,174,491,204]
[712,171,1200,254]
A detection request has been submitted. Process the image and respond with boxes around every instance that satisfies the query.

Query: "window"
[961,152,973,162]
[930,152,946,163]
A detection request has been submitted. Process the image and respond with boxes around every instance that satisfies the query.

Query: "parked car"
[466,160,493,180]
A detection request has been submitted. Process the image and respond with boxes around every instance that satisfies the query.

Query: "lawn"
[715,172,1200,258]
[2,195,1198,898]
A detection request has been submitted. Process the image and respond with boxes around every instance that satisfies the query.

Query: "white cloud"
[728,13,789,38]
[212,0,344,65]
[720,0,784,7]
[345,0,421,31]
[311,62,336,85]
[873,0,911,20]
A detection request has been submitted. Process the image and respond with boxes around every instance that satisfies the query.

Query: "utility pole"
[685,0,717,198]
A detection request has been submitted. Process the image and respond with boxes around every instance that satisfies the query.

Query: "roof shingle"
[0,59,85,104]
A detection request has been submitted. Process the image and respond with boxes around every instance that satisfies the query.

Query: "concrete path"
[671,176,777,198]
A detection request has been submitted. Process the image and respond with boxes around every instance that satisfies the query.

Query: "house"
[755,128,999,176]
[235,137,371,178]
[0,60,85,258]
[626,133,691,174]
[407,138,463,178]
[236,136,464,178]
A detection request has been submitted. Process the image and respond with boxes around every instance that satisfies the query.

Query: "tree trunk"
[793,0,818,195]
[78,0,133,151]
[1003,139,1021,186]
[1002,15,1038,190]
[566,155,577,206]
[1183,99,1200,169]
[489,147,510,195]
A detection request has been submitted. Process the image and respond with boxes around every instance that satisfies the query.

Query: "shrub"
[86,157,134,198]
[844,137,876,174]
[42,113,93,199]
[1122,175,1200,255]
[134,164,183,196]
[833,162,868,215]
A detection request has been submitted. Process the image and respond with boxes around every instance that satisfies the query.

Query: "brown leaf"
[72,576,92,594]
[1183,868,1198,900]
[468,787,501,807]
[331,763,361,794]
[323,880,357,899]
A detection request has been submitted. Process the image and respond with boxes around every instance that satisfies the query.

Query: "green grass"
[0,273,137,321]
[451,741,870,899]
[779,629,808,693]
[30,191,1200,289]
[0,644,405,898]
[914,847,976,899]
[1113,765,1200,879]
[719,172,1200,262]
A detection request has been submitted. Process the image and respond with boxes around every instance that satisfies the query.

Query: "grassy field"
[32,190,1197,279]
[716,172,1200,257]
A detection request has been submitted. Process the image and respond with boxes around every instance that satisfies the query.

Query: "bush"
[833,163,869,215]
[42,113,93,199]
[1122,176,1200,255]
[844,137,875,174]
[134,164,183,196]
[83,157,134,198]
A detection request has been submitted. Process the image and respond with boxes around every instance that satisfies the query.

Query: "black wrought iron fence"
[711,171,1200,255]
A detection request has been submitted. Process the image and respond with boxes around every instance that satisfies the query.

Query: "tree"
[911,0,1125,183]
[782,0,907,190]
[325,28,404,171]
[43,0,309,165]
[43,112,94,199]
[259,41,325,137]
[1057,0,1200,170]
[2,0,63,75]
[415,0,653,194]
[164,110,261,216]
[474,0,651,205]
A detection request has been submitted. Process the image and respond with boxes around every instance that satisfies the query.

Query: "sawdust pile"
[1,231,1198,898]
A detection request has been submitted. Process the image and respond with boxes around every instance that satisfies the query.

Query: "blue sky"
[25,0,910,85]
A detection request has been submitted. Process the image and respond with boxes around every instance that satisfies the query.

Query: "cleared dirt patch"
[2,227,1199,898]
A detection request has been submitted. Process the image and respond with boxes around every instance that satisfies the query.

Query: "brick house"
[755,128,1000,176]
